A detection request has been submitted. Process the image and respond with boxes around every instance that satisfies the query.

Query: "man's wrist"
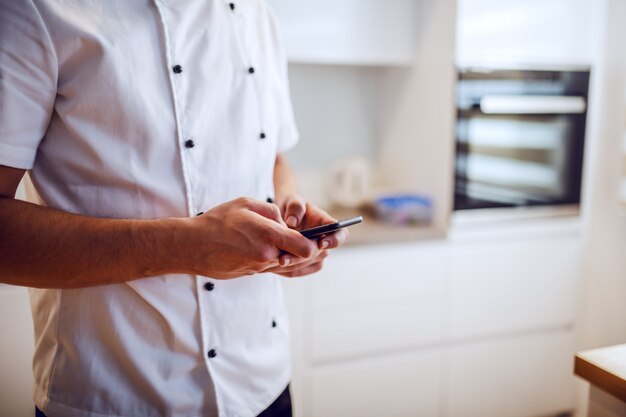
[133,216,197,277]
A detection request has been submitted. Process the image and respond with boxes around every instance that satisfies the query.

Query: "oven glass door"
[454,69,589,210]
[455,111,584,210]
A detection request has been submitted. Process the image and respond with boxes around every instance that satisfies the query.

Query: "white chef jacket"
[0,0,299,416]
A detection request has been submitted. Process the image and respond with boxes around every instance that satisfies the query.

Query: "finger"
[318,228,349,250]
[268,250,328,273]
[278,253,302,268]
[272,224,317,260]
[283,195,306,228]
[258,259,281,272]
[279,260,325,278]
[264,260,307,274]
[243,198,285,226]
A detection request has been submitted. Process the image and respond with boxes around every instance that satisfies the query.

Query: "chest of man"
[31,0,288,219]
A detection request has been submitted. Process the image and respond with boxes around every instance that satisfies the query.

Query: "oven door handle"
[479,95,587,114]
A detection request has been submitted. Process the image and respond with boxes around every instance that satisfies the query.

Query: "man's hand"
[186,197,318,279]
[264,194,348,278]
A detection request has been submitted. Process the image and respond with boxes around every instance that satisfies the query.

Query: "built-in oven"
[454,68,590,210]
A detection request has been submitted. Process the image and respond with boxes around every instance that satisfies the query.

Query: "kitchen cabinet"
[305,348,440,417]
[445,330,575,417]
[0,221,584,417]
[448,233,581,340]
[267,0,416,66]
[456,0,596,67]
[285,219,582,417]
[308,243,447,362]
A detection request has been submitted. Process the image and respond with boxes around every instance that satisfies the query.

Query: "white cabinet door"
[267,0,416,65]
[456,0,596,67]
[306,348,440,417]
[448,236,581,340]
[309,242,447,363]
[444,330,575,417]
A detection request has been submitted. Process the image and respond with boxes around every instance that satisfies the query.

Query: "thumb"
[282,195,306,228]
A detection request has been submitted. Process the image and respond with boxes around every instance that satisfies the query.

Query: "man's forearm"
[0,194,319,288]
[0,198,188,289]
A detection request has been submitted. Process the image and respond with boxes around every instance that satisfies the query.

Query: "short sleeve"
[0,0,57,169]
[264,3,299,154]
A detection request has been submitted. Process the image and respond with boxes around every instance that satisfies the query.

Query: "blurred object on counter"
[326,157,371,208]
[370,194,433,225]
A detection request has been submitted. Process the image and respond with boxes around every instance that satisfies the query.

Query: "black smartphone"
[299,216,363,239]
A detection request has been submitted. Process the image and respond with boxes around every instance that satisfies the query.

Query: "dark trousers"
[258,385,292,417]
[36,384,292,417]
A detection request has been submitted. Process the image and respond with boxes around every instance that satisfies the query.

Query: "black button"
[204,282,215,291]
[266,197,274,204]
[196,211,204,216]
[207,349,217,359]
[173,65,183,74]
[184,139,195,148]
[248,67,255,74]
[229,2,235,10]
[259,132,266,139]
[272,320,277,328]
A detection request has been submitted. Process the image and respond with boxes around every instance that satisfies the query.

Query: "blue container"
[374,194,433,225]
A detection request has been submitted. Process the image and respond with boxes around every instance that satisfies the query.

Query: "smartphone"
[299,216,363,239]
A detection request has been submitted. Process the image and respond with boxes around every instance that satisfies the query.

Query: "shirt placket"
[152,0,221,375]
[152,2,281,410]
[151,5,195,217]
[227,0,285,344]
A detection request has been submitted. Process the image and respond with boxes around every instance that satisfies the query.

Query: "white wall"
[285,64,383,207]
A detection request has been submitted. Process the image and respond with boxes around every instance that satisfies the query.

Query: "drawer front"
[309,243,447,362]
[449,236,581,340]
[445,330,575,417]
[306,349,440,417]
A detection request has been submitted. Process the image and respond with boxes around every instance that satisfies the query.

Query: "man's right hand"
[184,197,318,279]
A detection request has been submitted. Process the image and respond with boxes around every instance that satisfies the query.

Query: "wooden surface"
[575,344,626,403]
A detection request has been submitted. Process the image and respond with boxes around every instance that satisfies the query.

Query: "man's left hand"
[265,194,348,277]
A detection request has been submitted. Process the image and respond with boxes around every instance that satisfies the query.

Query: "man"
[0,1,348,416]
